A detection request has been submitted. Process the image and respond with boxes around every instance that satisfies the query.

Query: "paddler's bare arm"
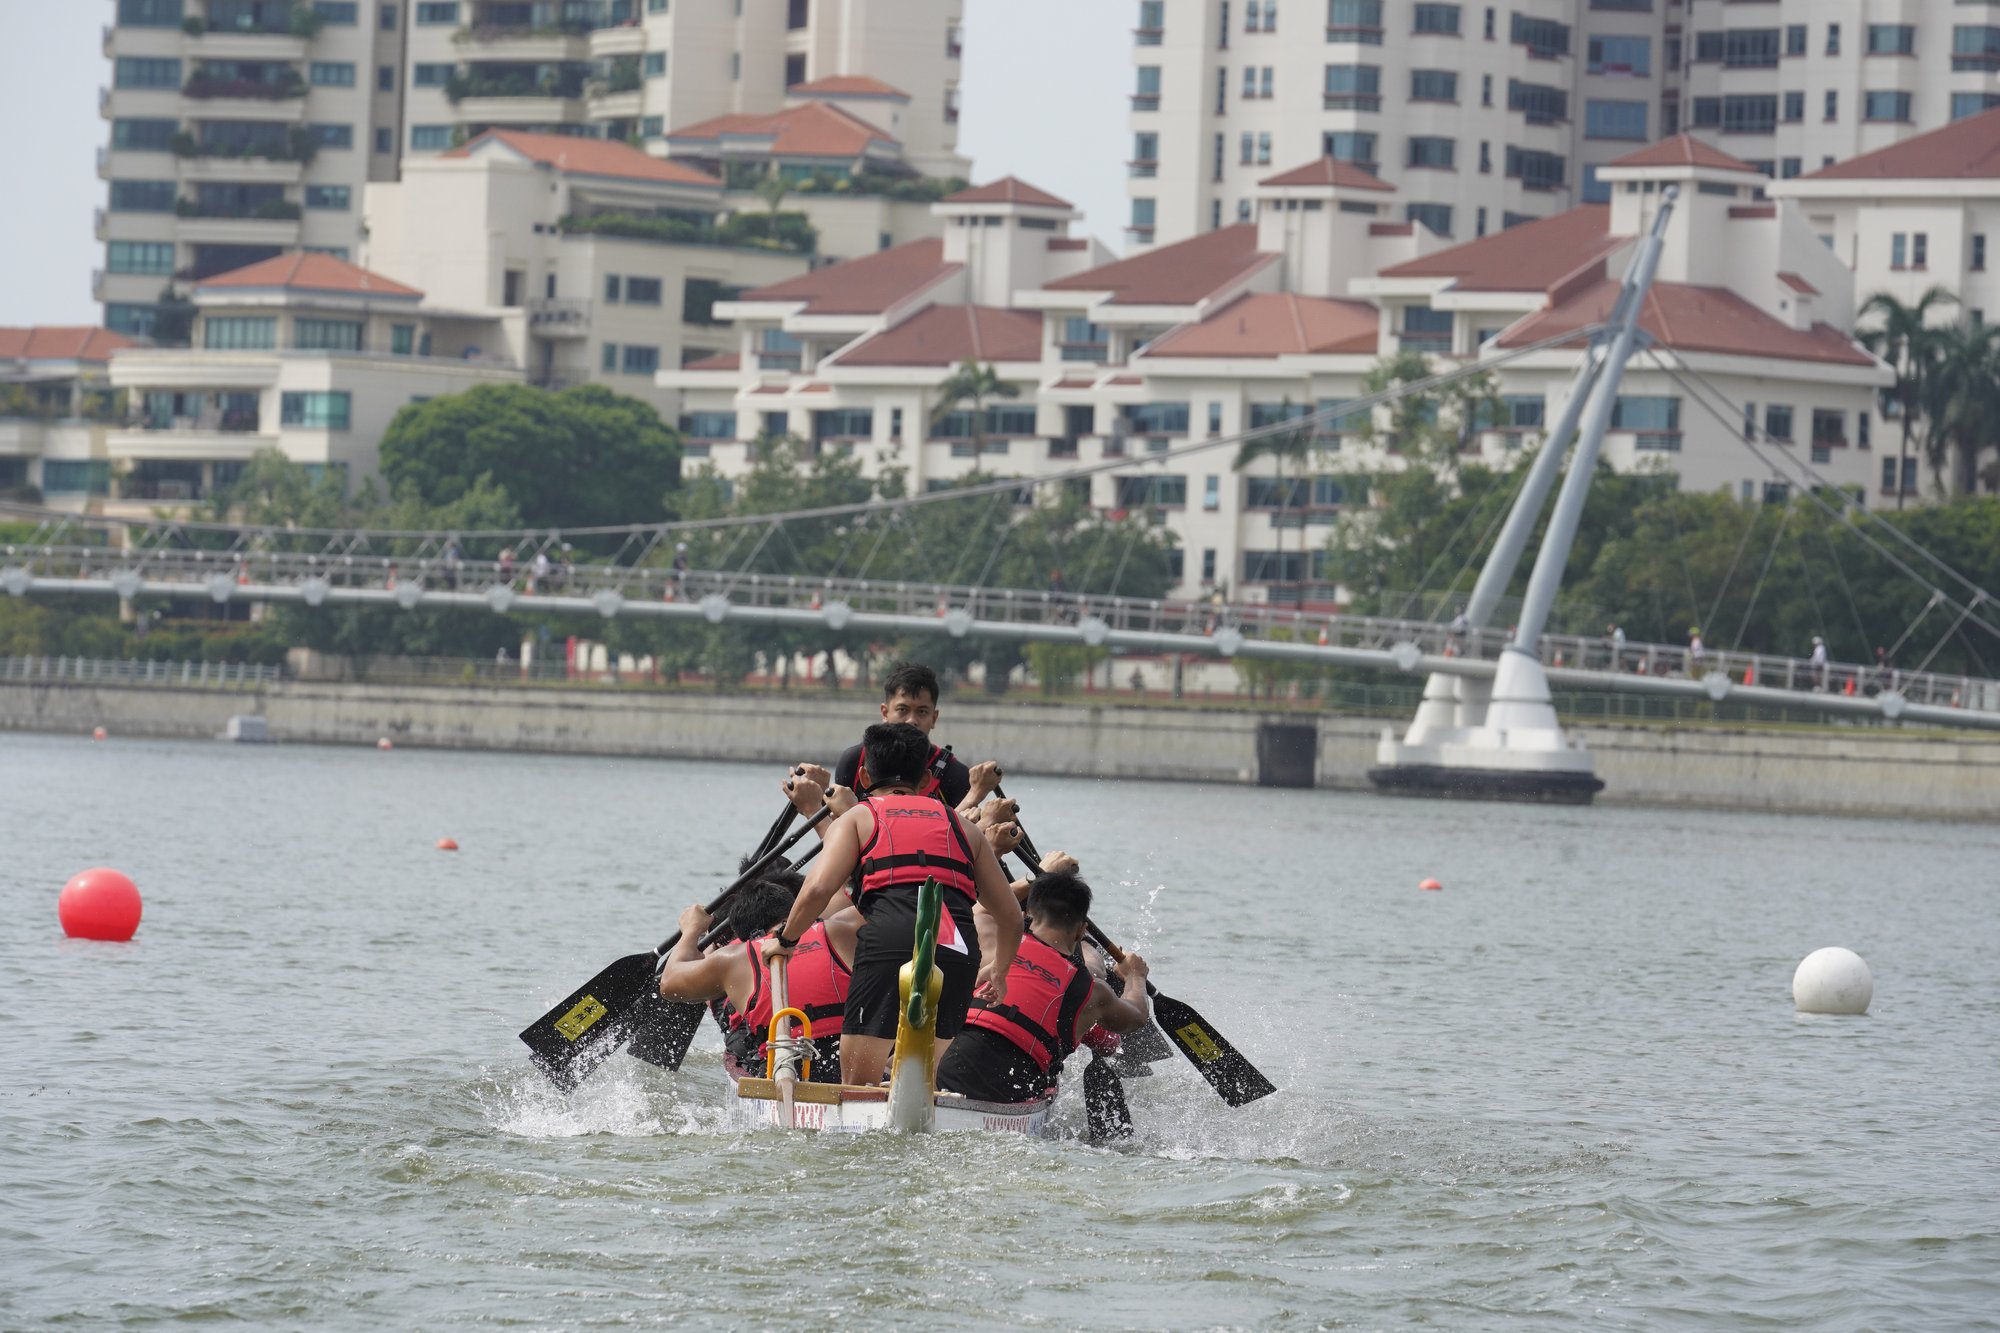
[1079,952,1151,1033]
[763,806,867,958]
[657,903,752,1006]
[962,818,1022,1001]
[783,769,854,841]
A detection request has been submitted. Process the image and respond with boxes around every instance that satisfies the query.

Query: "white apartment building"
[99,0,403,340]
[1128,0,2000,249]
[667,141,1889,604]
[0,328,138,509]
[397,0,965,174]
[103,252,523,510]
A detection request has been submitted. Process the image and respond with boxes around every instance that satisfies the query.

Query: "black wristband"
[776,930,800,950]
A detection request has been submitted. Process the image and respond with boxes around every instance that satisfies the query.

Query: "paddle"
[626,799,801,1071]
[1013,845,1276,1108]
[693,839,825,951]
[1083,1050,1135,1141]
[520,805,832,1090]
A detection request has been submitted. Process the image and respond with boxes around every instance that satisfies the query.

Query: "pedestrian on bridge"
[1687,627,1706,675]
[1810,636,1830,692]
[1607,623,1627,672]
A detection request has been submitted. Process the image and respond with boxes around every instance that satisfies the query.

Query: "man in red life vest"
[657,881,860,1084]
[938,867,1151,1104]
[762,722,1023,1087]
[794,662,1001,817]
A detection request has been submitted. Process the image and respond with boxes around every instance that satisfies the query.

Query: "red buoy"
[59,867,142,941]
[92,726,107,741]
[436,837,458,852]
[377,737,394,751]
[1419,878,1443,892]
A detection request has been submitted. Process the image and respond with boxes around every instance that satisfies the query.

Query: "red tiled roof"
[668,101,898,157]
[1047,237,1089,251]
[789,74,908,99]
[796,382,830,392]
[197,252,422,298]
[749,384,789,395]
[835,304,1042,367]
[681,352,740,371]
[0,326,138,362]
[1259,156,1395,192]
[1379,206,1625,292]
[739,238,958,315]
[1779,272,1819,295]
[1801,107,2000,181]
[1143,292,1378,359]
[1106,374,1143,386]
[1053,374,1097,388]
[1728,204,1777,219]
[1045,224,1270,306]
[1607,134,1763,175]
[1497,279,1875,366]
[448,128,721,186]
[941,176,1073,209]
[1369,222,1414,237]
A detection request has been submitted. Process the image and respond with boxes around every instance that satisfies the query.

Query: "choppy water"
[2,730,1997,1330]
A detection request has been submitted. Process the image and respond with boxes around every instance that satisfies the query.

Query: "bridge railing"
[5,544,1996,714]
[0,656,280,688]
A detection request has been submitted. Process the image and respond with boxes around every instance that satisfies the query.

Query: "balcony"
[586,82,643,119]
[453,25,591,63]
[1397,333,1452,354]
[588,22,645,57]
[185,29,310,61]
[172,209,302,246]
[1323,93,1383,111]
[108,426,277,462]
[94,207,109,241]
[527,298,590,338]
[1128,157,1158,178]
[1130,93,1160,112]
[1048,437,1079,459]
[179,83,310,121]
[455,92,587,123]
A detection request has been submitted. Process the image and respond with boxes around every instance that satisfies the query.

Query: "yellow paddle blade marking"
[1175,1021,1222,1063]
[555,994,608,1042]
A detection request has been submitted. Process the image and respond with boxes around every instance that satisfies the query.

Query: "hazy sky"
[0,0,1130,328]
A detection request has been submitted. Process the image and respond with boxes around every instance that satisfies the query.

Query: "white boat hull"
[723,1070,1055,1136]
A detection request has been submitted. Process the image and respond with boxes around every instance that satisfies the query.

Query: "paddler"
[937,867,1151,1105]
[762,721,1023,1087]
[792,662,1001,819]
[657,880,860,1084]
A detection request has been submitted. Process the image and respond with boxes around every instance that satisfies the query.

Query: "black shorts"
[844,946,979,1041]
[937,1026,1052,1104]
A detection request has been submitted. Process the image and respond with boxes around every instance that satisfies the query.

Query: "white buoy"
[1793,947,1873,1015]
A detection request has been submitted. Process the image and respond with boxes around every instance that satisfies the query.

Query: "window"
[1242,65,1258,98]
[1722,94,1778,133]
[1955,92,2000,119]
[1764,405,1794,442]
[1811,409,1845,447]
[415,1,457,21]
[1913,233,1928,269]
[377,65,396,91]
[1412,3,1458,35]
[381,4,397,26]
[1123,402,1191,435]
[310,63,357,88]
[642,115,663,138]
[1825,89,1838,121]
[1059,318,1108,362]
[1781,157,1801,178]
[1505,147,1566,190]
[1581,163,1608,203]
[111,118,177,151]
[311,123,354,149]
[113,57,181,89]
[603,274,622,303]
[1826,23,1840,56]
[1245,0,1259,30]
[1400,304,1453,350]
[1587,34,1650,75]
[1218,0,1230,45]
[1508,80,1567,124]
[109,180,175,212]
[1476,206,1487,236]
[1954,26,2000,70]
[645,51,666,77]
[1137,0,1164,41]
[1866,25,1915,56]
[1135,66,1161,109]
[1858,413,1871,449]
[105,304,159,338]
[1484,6,1494,39]
[280,391,351,428]
[1865,91,1912,122]
[303,184,351,210]
[1202,476,1221,512]
[731,52,740,80]
[1489,395,1545,429]
[390,324,415,355]
[1783,90,1804,123]
[1481,72,1492,106]
[1510,13,1570,58]
[1327,0,1384,43]
[1785,24,1805,56]
[1261,65,1274,97]
[1741,402,1756,440]
[413,63,455,87]
[1407,202,1453,235]
[1240,131,1255,164]
[1132,131,1159,175]
[621,345,660,375]
[1974,235,1987,272]
[1407,136,1455,168]
[375,128,392,153]
[1585,99,1647,140]
[1114,476,1187,509]
[1248,402,1314,429]
[681,411,737,440]
[1324,130,1376,165]
[1716,28,1780,67]
[1256,131,1271,164]
[625,276,663,305]
[203,316,277,350]
[1323,63,1381,109]
[1891,233,1908,269]
[601,343,619,372]
[1130,198,1157,231]
[682,277,743,326]
[295,319,362,351]
[315,1,359,20]
[1410,69,1457,100]
[107,241,175,274]
[814,409,873,440]
[43,460,113,495]
[117,0,182,25]
[304,245,350,261]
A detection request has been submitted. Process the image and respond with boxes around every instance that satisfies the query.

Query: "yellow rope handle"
[765,1007,814,1082]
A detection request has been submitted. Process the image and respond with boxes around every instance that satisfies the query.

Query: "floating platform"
[1366,764,1604,805]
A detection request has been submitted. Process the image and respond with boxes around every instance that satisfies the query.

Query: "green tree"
[1921,320,2000,496]
[378,383,680,530]
[1858,286,1956,506]
[929,360,1020,454]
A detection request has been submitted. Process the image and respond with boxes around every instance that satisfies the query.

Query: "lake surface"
[2,730,1997,1330]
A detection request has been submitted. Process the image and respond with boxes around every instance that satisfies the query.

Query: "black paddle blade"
[518,951,658,1091]
[622,988,710,1072]
[1118,1018,1175,1065]
[1152,990,1277,1107]
[1083,1053,1134,1141]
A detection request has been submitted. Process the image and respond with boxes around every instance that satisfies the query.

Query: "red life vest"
[726,921,849,1055]
[854,744,950,800]
[856,794,978,904]
[964,930,1093,1073]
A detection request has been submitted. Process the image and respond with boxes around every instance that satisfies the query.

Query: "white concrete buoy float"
[1793,946,1873,1015]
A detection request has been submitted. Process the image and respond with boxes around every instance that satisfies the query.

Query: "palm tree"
[1235,398,1318,603]
[753,171,791,218]
[1923,320,2000,496]
[929,359,1018,455]
[1858,287,1956,508]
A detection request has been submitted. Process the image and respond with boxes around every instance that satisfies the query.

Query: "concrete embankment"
[3,679,1995,821]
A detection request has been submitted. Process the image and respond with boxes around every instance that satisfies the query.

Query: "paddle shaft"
[648,805,830,966]
[693,837,825,951]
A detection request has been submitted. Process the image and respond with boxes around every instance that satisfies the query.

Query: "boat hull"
[724,1072,1055,1136]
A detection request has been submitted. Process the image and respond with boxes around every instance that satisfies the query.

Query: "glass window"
[1327,0,1384,42]
[391,324,415,355]
[814,409,874,439]
[604,274,622,302]
[1410,69,1457,100]
[311,123,355,149]
[1510,12,1570,58]
[1764,404,1793,441]
[625,276,663,305]
[1407,202,1453,235]
[680,411,737,439]
[203,316,277,350]
[622,345,660,375]
[644,51,666,77]
[1136,66,1161,95]
[413,63,454,86]
[294,319,363,351]
[415,2,458,21]
[1785,24,1805,56]
[1866,24,1915,55]
[1323,64,1381,109]
[1610,396,1680,431]
[1504,146,1567,190]
[118,0,183,26]
[114,57,182,89]
[1864,90,1912,122]
[43,460,113,495]
[411,125,452,150]
[1411,3,1458,35]
[1585,99,1648,140]
[1587,34,1650,74]
[315,1,359,21]
[304,184,351,209]
[1954,91,2000,119]
[1123,402,1191,435]
[602,343,619,372]
[381,3,397,24]
[1324,130,1377,164]
[377,65,396,91]
[107,241,176,274]
[1783,91,1804,122]
[310,63,357,87]
[105,304,159,337]
[1507,79,1567,124]
[112,118,178,151]
[1407,136,1455,168]
[280,391,352,428]
[375,128,392,153]
[1131,198,1157,228]
[109,180,176,212]
[1114,475,1188,508]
